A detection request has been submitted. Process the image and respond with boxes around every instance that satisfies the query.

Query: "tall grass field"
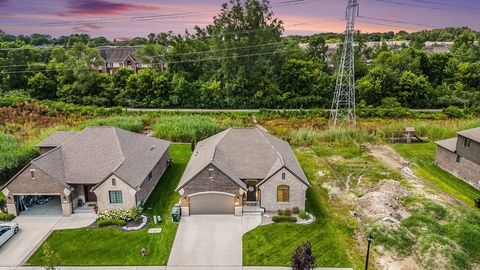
[0,132,38,186]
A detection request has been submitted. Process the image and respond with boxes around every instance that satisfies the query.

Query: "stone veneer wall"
[259,168,308,212]
[181,164,240,196]
[436,146,480,190]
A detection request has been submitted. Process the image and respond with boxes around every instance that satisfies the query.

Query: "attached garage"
[189,192,234,215]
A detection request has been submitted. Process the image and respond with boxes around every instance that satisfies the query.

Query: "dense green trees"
[0,1,479,110]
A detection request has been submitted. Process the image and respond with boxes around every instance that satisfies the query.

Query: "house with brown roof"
[435,127,480,190]
[96,46,150,74]
[176,128,309,216]
[1,127,171,216]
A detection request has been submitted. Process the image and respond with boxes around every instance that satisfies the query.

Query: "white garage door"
[189,192,234,215]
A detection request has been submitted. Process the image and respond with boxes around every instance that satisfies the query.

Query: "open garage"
[13,195,63,216]
[189,192,234,215]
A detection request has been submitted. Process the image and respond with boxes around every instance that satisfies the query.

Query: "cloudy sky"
[0,0,479,40]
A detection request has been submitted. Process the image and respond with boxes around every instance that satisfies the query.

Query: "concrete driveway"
[0,216,62,267]
[167,214,261,267]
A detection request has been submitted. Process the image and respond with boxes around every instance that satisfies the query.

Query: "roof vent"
[151,145,155,150]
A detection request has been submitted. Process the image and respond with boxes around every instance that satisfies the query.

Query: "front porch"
[71,184,98,213]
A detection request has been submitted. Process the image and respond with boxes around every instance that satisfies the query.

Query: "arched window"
[277,185,289,202]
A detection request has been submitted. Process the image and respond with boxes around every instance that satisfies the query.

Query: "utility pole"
[330,0,359,128]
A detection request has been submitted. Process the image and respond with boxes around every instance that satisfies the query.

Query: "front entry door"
[84,185,97,202]
[246,180,257,202]
[246,185,257,201]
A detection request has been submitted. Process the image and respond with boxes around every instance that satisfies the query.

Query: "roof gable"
[21,127,170,188]
[176,128,309,191]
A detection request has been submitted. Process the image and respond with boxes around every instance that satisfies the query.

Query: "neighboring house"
[176,128,310,216]
[96,46,150,74]
[435,127,480,190]
[1,127,171,216]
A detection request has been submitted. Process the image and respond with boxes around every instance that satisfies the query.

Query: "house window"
[281,172,286,180]
[30,169,36,180]
[464,138,471,148]
[208,168,214,178]
[148,171,153,181]
[112,178,116,186]
[109,191,123,204]
[277,185,290,202]
[108,62,113,67]
[456,155,462,163]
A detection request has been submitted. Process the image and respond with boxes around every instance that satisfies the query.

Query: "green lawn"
[392,143,480,208]
[243,145,366,268]
[27,143,191,266]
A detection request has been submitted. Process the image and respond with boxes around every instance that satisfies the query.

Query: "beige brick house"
[435,127,480,190]
[176,128,309,215]
[1,127,171,216]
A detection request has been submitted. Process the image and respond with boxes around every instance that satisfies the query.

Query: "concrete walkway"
[167,214,261,267]
[0,213,96,268]
[0,216,62,267]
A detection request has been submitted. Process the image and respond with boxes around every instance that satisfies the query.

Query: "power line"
[0,0,324,30]
[375,0,480,15]
[0,41,291,68]
[358,15,436,28]
[408,0,480,11]
[0,48,300,74]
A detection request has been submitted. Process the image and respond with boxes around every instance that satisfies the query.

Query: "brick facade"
[435,146,480,190]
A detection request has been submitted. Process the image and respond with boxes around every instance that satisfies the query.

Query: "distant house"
[176,128,310,215]
[435,127,480,190]
[1,127,171,216]
[96,46,150,74]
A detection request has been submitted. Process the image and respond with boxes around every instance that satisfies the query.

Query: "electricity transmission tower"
[330,0,359,128]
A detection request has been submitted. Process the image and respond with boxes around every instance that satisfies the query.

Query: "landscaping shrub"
[96,219,127,227]
[0,194,5,210]
[0,213,15,220]
[272,216,297,223]
[97,207,140,222]
[299,211,309,220]
[277,209,284,216]
[292,207,300,214]
[153,115,226,142]
[283,209,292,216]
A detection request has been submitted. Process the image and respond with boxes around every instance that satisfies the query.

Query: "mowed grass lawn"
[27,144,191,266]
[243,147,364,268]
[392,143,480,208]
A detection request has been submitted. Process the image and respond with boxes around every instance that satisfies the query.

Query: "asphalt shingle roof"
[435,137,457,152]
[36,131,78,147]
[176,128,309,191]
[457,127,480,143]
[99,46,141,63]
[31,127,170,188]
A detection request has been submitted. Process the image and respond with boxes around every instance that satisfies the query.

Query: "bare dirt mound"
[356,179,411,227]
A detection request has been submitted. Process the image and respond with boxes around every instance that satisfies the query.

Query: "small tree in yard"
[292,242,316,270]
[42,243,62,270]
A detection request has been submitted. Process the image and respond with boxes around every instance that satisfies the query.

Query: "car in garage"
[0,223,19,247]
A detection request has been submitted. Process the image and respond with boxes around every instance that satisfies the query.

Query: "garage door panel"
[189,193,234,215]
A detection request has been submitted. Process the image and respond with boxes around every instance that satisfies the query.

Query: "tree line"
[0,0,479,109]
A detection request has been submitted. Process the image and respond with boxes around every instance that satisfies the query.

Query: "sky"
[0,0,479,40]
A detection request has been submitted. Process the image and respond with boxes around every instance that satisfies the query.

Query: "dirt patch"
[364,144,409,171]
[356,179,411,228]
